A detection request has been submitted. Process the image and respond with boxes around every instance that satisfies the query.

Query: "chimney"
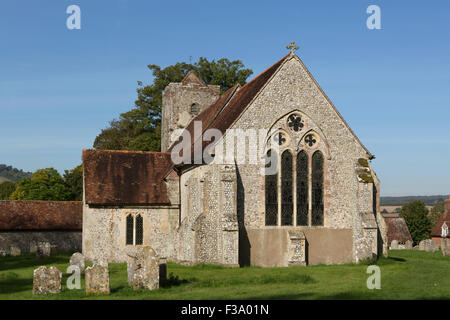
[445,195,450,214]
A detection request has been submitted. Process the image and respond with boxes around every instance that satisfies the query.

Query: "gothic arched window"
[281,150,293,225]
[296,151,309,226]
[135,214,143,245]
[312,151,324,226]
[265,149,278,226]
[126,214,134,245]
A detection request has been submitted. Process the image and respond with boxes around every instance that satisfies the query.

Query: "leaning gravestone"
[33,266,62,295]
[129,246,160,291]
[404,240,413,249]
[390,240,399,250]
[10,246,21,256]
[85,264,110,295]
[441,238,449,256]
[69,252,85,273]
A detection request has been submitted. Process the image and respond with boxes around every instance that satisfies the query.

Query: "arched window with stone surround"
[126,214,134,245]
[265,149,278,226]
[135,214,143,245]
[311,150,324,226]
[296,150,309,226]
[281,150,293,225]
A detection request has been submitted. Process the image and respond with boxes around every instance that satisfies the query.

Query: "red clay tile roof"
[167,54,290,167]
[83,150,173,205]
[0,201,82,230]
[383,213,413,244]
[431,212,450,238]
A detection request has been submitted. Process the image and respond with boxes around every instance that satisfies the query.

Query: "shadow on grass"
[0,277,33,294]
[0,253,69,271]
[162,273,192,288]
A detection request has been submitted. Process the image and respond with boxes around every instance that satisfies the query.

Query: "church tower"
[161,72,220,151]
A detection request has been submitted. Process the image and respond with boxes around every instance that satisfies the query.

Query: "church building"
[82,44,388,267]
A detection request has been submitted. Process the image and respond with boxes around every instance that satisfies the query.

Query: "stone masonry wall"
[0,231,81,254]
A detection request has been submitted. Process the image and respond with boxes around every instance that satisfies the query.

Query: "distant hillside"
[381,195,448,206]
[0,164,32,182]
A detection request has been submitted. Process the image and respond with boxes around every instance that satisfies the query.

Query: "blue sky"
[1,0,449,196]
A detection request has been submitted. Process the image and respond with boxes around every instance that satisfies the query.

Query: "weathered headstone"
[30,242,37,253]
[159,258,167,287]
[404,240,413,249]
[36,242,51,258]
[69,252,85,273]
[129,246,160,291]
[390,240,399,250]
[419,239,439,252]
[85,264,110,295]
[10,246,21,256]
[33,266,62,295]
[441,238,449,256]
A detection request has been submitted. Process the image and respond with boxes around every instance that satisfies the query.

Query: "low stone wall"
[0,231,81,254]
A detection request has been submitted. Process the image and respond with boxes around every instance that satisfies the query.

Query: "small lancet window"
[135,214,143,245]
[126,214,134,245]
[190,103,198,114]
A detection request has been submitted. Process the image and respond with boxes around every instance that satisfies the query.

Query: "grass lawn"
[0,250,449,300]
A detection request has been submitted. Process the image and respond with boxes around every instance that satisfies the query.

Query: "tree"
[429,201,444,228]
[63,165,83,201]
[93,57,253,151]
[0,181,16,200]
[400,201,432,244]
[10,168,70,201]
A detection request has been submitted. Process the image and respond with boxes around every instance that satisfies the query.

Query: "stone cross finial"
[286,41,299,54]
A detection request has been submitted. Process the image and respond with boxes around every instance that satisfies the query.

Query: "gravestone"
[390,240,399,250]
[69,252,85,273]
[129,246,160,291]
[36,242,51,258]
[10,246,21,256]
[30,242,37,253]
[419,239,439,252]
[85,264,110,295]
[33,266,62,295]
[441,238,449,256]
[404,240,413,249]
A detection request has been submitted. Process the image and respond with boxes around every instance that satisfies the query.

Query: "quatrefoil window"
[287,114,304,132]
[305,134,318,147]
[273,132,287,146]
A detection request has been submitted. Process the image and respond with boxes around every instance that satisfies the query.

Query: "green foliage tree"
[63,165,83,201]
[10,168,70,201]
[93,57,253,151]
[429,201,444,228]
[400,201,432,244]
[0,181,16,200]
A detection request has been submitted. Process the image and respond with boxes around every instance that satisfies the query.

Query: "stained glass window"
[296,151,309,226]
[135,214,143,245]
[126,214,134,245]
[265,150,278,226]
[281,150,293,225]
[191,103,198,114]
[312,151,324,226]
